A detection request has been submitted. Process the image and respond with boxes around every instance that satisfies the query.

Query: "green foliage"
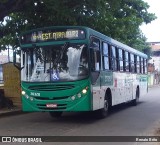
[0,0,157,56]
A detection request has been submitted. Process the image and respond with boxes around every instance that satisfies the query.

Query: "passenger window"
[90,37,100,49]
[91,50,100,71]
[144,59,147,74]
[103,43,109,70]
[125,51,129,72]
[111,46,117,71]
[130,54,135,73]
[103,43,109,56]
[90,37,101,84]
[134,55,137,73]
[119,49,124,71]
[141,58,144,74]
[137,56,140,73]
[90,37,100,71]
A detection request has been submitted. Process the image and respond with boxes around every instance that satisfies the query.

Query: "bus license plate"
[46,104,57,108]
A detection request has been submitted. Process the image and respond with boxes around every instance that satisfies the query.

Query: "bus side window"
[116,47,119,71]
[137,56,140,73]
[130,54,135,73]
[144,59,147,74]
[128,52,131,72]
[140,57,143,74]
[102,42,109,70]
[90,37,100,49]
[119,49,124,72]
[134,55,137,73]
[140,57,142,73]
[90,49,100,71]
[111,46,117,71]
[125,51,129,72]
[90,48,101,84]
[90,37,100,70]
[143,58,145,74]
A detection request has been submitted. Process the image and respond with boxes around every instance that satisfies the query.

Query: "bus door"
[90,37,103,110]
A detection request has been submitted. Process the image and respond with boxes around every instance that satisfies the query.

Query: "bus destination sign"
[20,29,85,44]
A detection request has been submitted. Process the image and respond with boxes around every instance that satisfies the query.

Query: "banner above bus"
[20,28,86,44]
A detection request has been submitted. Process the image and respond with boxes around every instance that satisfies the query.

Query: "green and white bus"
[15,26,148,118]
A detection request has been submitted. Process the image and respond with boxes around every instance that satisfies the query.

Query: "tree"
[0,0,157,55]
[0,0,28,21]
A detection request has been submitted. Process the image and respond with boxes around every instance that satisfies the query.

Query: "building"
[148,42,160,85]
[149,42,160,72]
[0,55,8,84]
[0,54,11,84]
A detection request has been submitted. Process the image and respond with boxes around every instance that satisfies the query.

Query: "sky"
[140,0,160,42]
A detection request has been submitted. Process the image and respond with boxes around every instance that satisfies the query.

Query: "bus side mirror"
[13,50,21,70]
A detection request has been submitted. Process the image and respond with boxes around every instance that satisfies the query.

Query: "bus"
[14,26,148,118]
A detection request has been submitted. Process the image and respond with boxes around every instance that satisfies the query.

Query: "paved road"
[0,86,160,145]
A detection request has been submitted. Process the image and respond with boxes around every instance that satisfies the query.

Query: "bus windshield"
[21,43,89,82]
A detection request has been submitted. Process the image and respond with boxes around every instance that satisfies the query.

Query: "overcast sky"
[140,0,160,42]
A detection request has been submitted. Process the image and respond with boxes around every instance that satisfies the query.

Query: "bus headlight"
[82,87,88,94]
[22,91,26,95]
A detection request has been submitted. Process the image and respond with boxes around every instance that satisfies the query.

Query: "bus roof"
[87,27,148,59]
[20,26,147,59]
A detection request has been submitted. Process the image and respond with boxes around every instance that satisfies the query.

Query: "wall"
[2,63,21,107]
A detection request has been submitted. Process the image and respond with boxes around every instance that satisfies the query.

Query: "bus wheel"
[96,96,109,119]
[132,88,139,106]
[49,111,63,118]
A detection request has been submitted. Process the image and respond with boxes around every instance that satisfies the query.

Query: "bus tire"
[132,88,139,106]
[96,94,109,119]
[49,111,63,118]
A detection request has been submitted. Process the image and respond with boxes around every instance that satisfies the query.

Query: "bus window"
[102,42,109,70]
[128,52,131,72]
[90,48,101,84]
[137,56,140,73]
[144,59,147,74]
[130,54,134,73]
[91,50,100,71]
[111,46,117,71]
[90,37,100,49]
[140,57,143,74]
[116,47,119,71]
[139,57,141,73]
[142,58,144,74]
[134,55,137,73]
[119,49,124,71]
[125,51,129,72]
[90,37,100,71]
[103,43,109,55]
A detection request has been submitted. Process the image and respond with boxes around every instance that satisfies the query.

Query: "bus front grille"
[34,96,69,101]
[28,84,75,91]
